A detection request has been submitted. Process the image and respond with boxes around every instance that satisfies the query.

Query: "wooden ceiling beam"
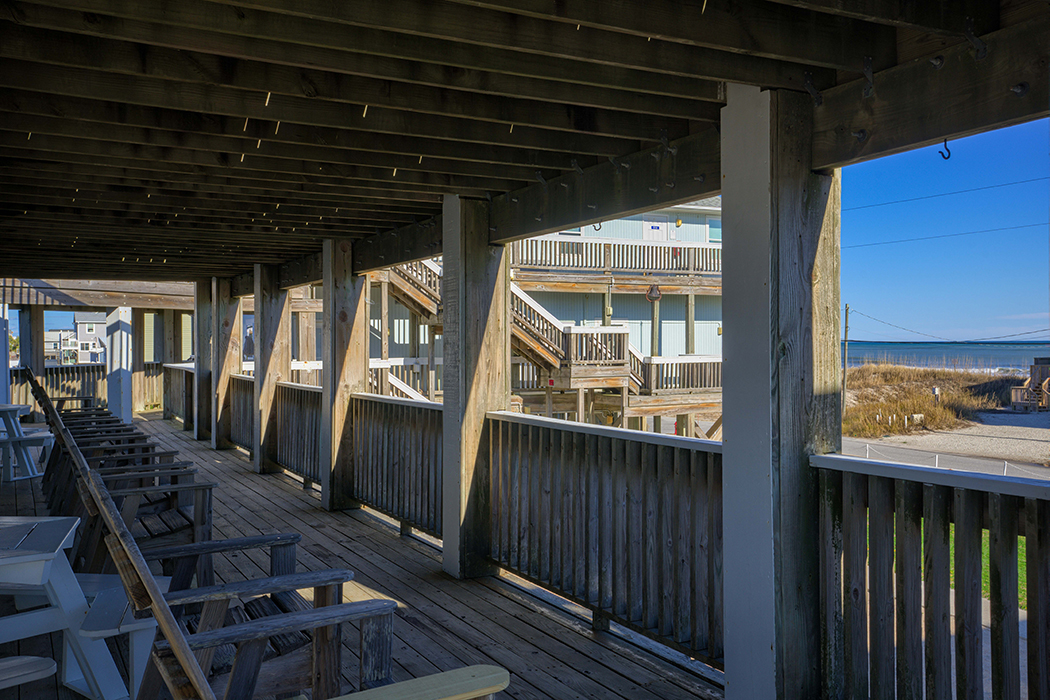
[0,91,601,171]
[0,132,524,195]
[4,4,726,111]
[489,128,721,244]
[0,177,440,219]
[447,0,895,71]
[21,0,834,90]
[0,61,639,157]
[763,0,999,35]
[0,158,446,204]
[2,196,408,231]
[813,16,1049,170]
[353,217,444,274]
[0,111,561,183]
[0,183,430,222]
[0,23,706,139]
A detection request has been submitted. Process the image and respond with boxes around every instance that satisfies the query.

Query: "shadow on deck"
[2,413,722,700]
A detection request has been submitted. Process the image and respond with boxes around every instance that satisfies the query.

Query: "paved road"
[841,437,1050,480]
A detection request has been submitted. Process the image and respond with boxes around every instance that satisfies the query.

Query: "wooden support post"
[576,388,585,423]
[212,278,241,450]
[19,304,45,419]
[379,280,390,395]
[721,84,841,700]
[678,294,697,437]
[106,307,133,423]
[408,311,420,392]
[320,239,368,511]
[162,309,176,364]
[132,308,146,413]
[602,288,613,327]
[0,312,9,405]
[442,194,508,578]
[254,264,291,473]
[426,329,436,401]
[650,297,660,357]
[171,311,184,362]
[193,280,213,442]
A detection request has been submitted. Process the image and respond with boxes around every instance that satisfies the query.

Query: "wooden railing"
[162,363,194,427]
[275,381,323,483]
[645,356,722,393]
[10,363,109,410]
[230,374,254,450]
[510,285,565,364]
[394,259,442,300]
[487,412,724,664]
[143,361,164,408]
[628,346,646,389]
[812,454,1050,700]
[351,393,443,537]
[564,326,629,366]
[510,237,722,275]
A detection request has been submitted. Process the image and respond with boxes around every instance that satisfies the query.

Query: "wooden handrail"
[24,373,217,700]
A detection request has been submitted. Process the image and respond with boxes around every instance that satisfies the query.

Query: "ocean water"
[844,341,1050,372]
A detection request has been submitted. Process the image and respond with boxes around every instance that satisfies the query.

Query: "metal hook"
[862,56,874,99]
[964,18,987,60]
[593,222,602,231]
[803,72,823,106]
[938,138,951,160]
[571,159,585,175]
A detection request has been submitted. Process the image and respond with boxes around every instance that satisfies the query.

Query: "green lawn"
[947,524,1027,610]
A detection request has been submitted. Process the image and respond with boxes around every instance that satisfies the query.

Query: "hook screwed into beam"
[571,159,585,175]
[803,72,823,106]
[862,56,874,99]
[938,138,951,160]
[964,18,987,60]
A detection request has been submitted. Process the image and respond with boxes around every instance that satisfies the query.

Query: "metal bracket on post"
[803,72,823,106]
[862,56,874,98]
[964,18,988,60]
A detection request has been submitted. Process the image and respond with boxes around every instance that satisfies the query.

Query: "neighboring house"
[378,197,724,361]
[43,329,78,365]
[73,311,107,363]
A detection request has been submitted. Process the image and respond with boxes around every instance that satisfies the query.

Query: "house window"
[80,342,90,351]
[86,323,94,333]
[708,218,722,242]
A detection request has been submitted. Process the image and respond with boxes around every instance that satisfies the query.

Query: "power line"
[849,309,951,340]
[844,176,1050,211]
[843,222,1048,249]
[850,308,1050,343]
[963,328,1050,342]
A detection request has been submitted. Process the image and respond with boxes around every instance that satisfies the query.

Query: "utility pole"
[842,303,850,405]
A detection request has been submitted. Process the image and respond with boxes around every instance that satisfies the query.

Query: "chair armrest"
[100,468,198,482]
[155,599,397,650]
[336,666,511,700]
[164,570,354,606]
[106,482,218,497]
[140,533,301,562]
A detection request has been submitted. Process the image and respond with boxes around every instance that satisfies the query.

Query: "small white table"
[0,516,137,700]
[0,404,50,482]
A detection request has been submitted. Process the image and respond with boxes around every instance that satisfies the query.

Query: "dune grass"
[843,364,1024,439]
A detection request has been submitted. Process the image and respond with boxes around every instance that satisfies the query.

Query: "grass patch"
[948,524,1027,610]
[843,364,1024,439]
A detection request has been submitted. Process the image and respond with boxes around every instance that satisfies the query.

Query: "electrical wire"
[850,308,1050,343]
[844,176,1050,211]
[843,222,1048,249]
[849,309,952,340]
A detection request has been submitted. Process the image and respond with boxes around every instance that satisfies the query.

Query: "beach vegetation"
[843,364,1026,438]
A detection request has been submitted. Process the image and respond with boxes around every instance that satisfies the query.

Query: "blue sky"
[841,118,1049,342]
[7,119,1050,344]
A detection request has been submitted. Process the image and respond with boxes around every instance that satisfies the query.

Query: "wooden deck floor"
[2,414,723,700]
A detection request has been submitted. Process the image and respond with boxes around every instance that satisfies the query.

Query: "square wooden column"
[193,280,213,442]
[254,264,292,473]
[106,307,133,423]
[320,239,369,511]
[19,305,44,419]
[131,309,146,413]
[721,84,841,700]
[212,278,242,450]
[441,195,510,579]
